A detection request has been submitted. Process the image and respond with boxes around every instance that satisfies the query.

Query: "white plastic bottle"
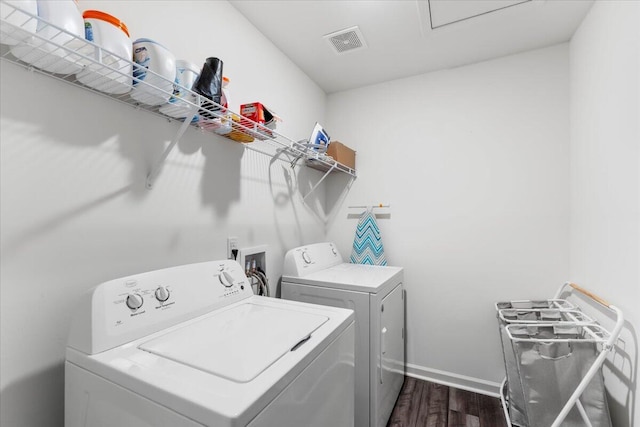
[215,76,232,135]
[220,76,230,110]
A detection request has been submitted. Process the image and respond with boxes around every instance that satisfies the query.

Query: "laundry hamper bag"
[496,301,544,426]
[496,301,613,427]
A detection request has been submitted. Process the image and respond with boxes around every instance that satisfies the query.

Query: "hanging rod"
[348,204,390,209]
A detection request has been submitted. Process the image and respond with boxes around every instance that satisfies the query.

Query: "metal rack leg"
[500,378,512,427]
[576,400,594,427]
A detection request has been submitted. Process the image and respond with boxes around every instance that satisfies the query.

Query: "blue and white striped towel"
[350,209,387,265]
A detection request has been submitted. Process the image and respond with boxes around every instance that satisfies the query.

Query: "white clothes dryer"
[281,242,404,427]
[65,260,355,427]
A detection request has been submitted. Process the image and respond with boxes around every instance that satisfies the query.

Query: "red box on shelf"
[239,102,279,138]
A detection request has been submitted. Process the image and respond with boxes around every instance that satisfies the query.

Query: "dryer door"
[374,284,405,427]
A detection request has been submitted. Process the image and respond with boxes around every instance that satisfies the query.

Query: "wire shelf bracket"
[145,103,200,189]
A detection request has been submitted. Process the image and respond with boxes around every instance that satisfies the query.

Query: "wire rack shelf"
[0,1,356,190]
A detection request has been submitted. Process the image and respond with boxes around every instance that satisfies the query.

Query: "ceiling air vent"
[324,26,367,54]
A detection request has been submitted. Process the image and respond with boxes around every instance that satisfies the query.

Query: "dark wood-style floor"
[387,377,508,427]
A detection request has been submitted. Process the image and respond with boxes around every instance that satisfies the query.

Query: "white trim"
[405,363,502,398]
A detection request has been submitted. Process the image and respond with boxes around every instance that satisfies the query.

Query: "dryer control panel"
[282,242,343,277]
[68,260,253,355]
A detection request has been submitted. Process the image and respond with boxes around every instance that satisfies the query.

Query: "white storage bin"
[131,38,176,106]
[75,10,131,95]
[159,59,200,119]
[10,0,85,74]
[0,0,38,45]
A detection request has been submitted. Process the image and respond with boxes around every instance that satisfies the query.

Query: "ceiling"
[229,0,594,94]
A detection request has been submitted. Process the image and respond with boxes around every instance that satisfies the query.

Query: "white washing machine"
[281,242,404,427]
[65,259,355,427]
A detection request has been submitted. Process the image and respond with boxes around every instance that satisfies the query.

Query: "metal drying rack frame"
[497,308,596,325]
[497,282,624,427]
[0,1,356,193]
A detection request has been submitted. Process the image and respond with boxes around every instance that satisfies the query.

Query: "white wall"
[3,2,637,426]
[325,44,571,393]
[569,1,639,426]
[0,2,329,426]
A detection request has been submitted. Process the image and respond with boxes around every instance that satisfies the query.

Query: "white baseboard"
[405,363,502,398]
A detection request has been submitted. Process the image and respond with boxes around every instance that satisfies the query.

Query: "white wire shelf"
[0,1,357,190]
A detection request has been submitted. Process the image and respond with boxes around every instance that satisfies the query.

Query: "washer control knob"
[219,270,235,288]
[331,247,338,255]
[126,293,144,310]
[301,251,312,264]
[155,286,170,302]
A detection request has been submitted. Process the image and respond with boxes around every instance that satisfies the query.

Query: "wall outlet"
[227,237,239,260]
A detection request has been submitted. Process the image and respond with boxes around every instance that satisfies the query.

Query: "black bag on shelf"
[193,57,223,119]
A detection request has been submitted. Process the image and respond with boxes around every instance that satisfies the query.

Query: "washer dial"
[126,293,144,310]
[219,270,235,288]
[155,286,170,302]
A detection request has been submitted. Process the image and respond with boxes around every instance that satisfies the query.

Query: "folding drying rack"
[496,282,624,427]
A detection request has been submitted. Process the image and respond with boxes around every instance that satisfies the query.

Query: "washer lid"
[138,302,328,383]
[283,263,403,293]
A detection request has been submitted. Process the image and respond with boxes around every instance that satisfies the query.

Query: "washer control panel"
[112,261,250,315]
[69,260,254,354]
